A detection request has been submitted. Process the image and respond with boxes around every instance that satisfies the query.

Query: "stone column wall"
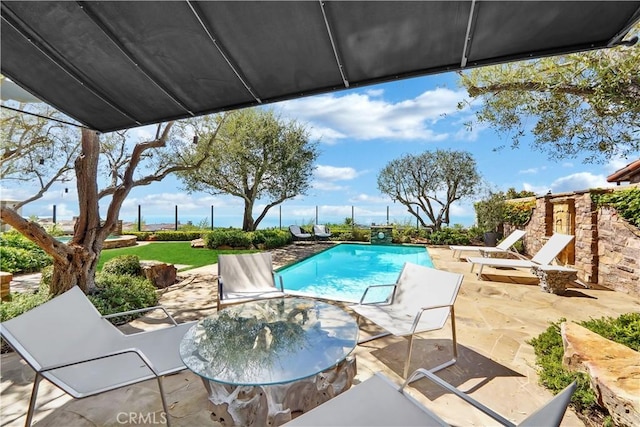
[597,207,640,296]
[518,196,551,255]
[509,190,640,297]
[573,193,598,284]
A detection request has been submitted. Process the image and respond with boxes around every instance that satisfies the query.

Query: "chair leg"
[406,307,458,383]
[403,334,415,378]
[25,372,43,427]
[156,376,171,427]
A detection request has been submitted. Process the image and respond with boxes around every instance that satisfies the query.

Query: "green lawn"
[97,242,256,272]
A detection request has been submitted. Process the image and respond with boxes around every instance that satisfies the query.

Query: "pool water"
[276,243,434,303]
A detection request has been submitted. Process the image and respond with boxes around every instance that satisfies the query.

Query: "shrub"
[427,227,470,245]
[503,200,535,226]
[580,312,640,351]
[528,313,640,422]
[251,229,291,249]
[252,229,292,248]
[127,231,154,241]
[592,187,640,228]
[0,282,51,323]
[148,231,204,241]
[0,244,52,274]
[102,255,143,276]
[89,273,158,325]
[204,229,253,249]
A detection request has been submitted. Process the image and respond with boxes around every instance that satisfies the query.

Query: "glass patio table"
[179,297,359,426]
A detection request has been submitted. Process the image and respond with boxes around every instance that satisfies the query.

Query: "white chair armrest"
[40,347,161,376]
[358,284,397,304]
[403,368,515,427]
[102,305,178,325]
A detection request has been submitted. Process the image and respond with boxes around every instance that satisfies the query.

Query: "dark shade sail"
[2,1,639,132]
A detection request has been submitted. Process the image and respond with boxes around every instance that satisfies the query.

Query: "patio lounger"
[288,225,312,241]
[450,229,526,259]
[217,252,285,310]
[0,286,195,427]
[467,233,574,280]
[312,224,331,240]
[284,369,576,427]
[349,263,463,378]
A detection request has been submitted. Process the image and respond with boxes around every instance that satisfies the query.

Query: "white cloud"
[523,172,616,196]
[562,162,574,168]
[519,166,546,175]
[604,157,634,174]
[549,172,614,193]
[315,165,359,181]
[522,183,550,196]
[311,181,348,192]
[366,89,384,97]
[276,87,469,143]
[348,193,390,204]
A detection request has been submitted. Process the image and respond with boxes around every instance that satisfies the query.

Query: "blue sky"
[2,71,630,229]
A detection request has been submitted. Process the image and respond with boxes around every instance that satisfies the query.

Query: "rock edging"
[561,321,640,427]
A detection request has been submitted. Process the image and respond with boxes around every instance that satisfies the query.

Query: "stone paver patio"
[2,243,639,426]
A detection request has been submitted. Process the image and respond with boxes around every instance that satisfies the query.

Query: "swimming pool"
[276,243,434,303]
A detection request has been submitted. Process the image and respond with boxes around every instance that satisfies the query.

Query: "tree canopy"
[177,108,318,231]
[1,108,227,295]
[1,105,79,208]
[459,32,640,163]
[377,149,481,231]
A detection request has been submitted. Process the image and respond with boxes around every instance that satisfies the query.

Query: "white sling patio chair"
[284,369,576,426]
[0,286,195,427]
[467,233,575,280]
[217,252,285,310]
[450,229,526,259]
[404,369,577,427]
[349,263,463,378]
[283,371,449,426]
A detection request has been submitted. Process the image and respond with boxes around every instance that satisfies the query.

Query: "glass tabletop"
[179,297,359,386]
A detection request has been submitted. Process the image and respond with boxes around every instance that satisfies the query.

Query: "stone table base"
[531,266,578,295]
[203,356,357,427]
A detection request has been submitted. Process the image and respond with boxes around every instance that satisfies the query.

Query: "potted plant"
[474,191,506,246]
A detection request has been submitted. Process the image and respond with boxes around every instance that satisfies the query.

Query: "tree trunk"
[49,244,98,294]
[243,199,256,231]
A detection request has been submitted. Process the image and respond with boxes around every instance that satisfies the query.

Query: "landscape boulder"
[561,322,640,427]
[139,260,177,289]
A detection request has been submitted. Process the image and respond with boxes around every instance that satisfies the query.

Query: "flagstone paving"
[2,243,639,426]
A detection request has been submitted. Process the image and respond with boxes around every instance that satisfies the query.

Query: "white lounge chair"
[312,224,331,240]
[217,252,285,310]
[288,225,312,241]
[0,286,195,427]
[349,263,463,378]
[284,369,576,427]
[467,233,575,280]
[450,229,526,259]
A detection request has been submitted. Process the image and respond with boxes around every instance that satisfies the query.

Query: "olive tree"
[458,32,640,163]
[377,149,481,231]
[177,108,318,231]
[0,108,228,295]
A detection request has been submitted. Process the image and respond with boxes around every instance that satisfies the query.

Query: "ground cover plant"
[97,242,257,271]
[528,313,640,426]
